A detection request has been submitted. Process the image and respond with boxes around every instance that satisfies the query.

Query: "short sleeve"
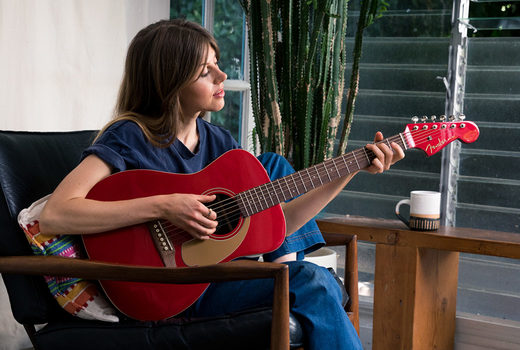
[81,122,147,172]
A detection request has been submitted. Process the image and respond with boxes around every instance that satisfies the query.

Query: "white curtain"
[0,0,169,131]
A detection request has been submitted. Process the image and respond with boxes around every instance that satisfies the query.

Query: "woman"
[40,19,404,349]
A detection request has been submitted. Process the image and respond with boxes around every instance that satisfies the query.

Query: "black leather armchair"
[0,130,358,349]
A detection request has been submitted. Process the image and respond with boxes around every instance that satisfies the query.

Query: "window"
[324,0,520,326]
[170,0,252,149]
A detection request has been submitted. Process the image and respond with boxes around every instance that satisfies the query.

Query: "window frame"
[202,0,254,150]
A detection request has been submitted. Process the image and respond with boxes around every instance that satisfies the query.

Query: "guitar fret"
[252,187,260,213]
[269,182,280,206]
[363,148,370,165]
[283,176,291,200]
[291,174,299,196]
[399,133,408,150]
[306,168,315,188]
[273,179,282,203]
[315,166,323,185]
[341,155,348,173]
[332,158,341,177]
[237,192,251,217]
[240,193,252,217]
[324,162,332,182]
[243,191,254,216]
[353,151,360,170]
[298,171,308,192]
[260,185,269,210]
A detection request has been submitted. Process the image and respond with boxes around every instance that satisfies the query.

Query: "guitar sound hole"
[212,193,241,236]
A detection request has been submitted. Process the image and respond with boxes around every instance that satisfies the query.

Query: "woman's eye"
[200,71,209,78]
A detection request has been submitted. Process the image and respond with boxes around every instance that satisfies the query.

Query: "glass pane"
[468,0,520,37]
[346,0,452,38]
[170,0,203,23]
[213,0,245,80]
[460,17,520,31]
[325,1,453,306]
[210,90,242,144]
[454,35,520,322]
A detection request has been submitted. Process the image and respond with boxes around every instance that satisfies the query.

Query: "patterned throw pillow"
[18,195,119,322]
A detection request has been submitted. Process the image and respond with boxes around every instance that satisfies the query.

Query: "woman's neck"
[176,117,199,153]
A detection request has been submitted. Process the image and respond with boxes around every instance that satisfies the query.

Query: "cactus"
[240,0,347,170]
[336,0,389,156]
[240,0,386,169]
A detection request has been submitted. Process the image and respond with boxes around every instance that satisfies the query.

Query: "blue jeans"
[185,153,362,349]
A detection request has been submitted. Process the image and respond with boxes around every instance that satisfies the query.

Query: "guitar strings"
[159,126,459,240]
[159,126,449,238]
[159,126,443,237]
[163,126,435,223]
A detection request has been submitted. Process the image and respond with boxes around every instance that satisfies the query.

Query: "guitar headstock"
[402,115,480,156]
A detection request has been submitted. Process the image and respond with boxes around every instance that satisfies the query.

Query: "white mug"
[395,190,441,231]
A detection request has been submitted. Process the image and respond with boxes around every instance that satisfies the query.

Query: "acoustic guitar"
[82,117,480,320]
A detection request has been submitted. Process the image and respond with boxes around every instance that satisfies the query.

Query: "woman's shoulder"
[104,119,142,135]
[97,119,147,144]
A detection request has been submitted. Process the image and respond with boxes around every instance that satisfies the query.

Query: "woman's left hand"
[363,131,405,174]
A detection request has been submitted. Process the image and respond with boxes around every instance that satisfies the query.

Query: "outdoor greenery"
[170,0,518,165]
[239,0,350,170]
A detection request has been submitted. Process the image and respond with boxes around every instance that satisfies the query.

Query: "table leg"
[372,244,459,350]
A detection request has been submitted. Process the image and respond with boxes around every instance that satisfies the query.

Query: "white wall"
[0,0,169,131]
[0,1,168,348]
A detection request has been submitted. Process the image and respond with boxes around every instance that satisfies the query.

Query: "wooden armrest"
[316,219,360,334]
[0,255,290,350]
[0,255,287,283]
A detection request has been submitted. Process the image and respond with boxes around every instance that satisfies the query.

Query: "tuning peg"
[439,115,446,121]
[430,115,437,122]
[411,116,419,123]
[459,114,466,121]
[449,115,455,121]
[421,116,428,123]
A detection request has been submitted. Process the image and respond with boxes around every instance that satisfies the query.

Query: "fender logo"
[425,135,457,153]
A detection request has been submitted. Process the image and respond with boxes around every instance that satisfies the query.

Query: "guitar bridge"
[148,220,176,267]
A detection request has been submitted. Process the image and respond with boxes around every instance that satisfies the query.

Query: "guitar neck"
[238,133,409,217]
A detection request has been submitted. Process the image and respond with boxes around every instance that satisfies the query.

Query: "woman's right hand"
[159,193,218,240]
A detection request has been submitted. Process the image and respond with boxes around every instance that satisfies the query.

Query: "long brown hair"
[96,19,220,146]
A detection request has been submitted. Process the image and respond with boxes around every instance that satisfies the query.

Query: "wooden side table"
[317,216,520,350]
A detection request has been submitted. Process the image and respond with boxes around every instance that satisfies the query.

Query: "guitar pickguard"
[180,217,250,266]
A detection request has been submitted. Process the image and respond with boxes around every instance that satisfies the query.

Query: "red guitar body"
[83,150,285,321]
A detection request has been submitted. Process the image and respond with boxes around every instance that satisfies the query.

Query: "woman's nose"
[216,68,227,83]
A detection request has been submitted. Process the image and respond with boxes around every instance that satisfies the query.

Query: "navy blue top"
[82,118,240,174]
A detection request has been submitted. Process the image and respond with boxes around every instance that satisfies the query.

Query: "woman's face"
[179,46,227,119]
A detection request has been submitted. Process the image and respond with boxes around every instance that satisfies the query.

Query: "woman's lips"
[213,89,225,98]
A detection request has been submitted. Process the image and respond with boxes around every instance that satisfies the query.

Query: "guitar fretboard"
[237,133,409,217]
